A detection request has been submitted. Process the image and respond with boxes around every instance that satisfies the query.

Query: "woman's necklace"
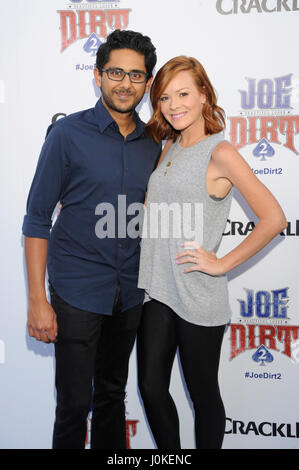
[163,133,207,176]
[163,145,185,176]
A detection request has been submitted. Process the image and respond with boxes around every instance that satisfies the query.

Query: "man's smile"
[114,89,134,100]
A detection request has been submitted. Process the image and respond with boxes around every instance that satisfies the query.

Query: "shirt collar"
[94,98,146,139]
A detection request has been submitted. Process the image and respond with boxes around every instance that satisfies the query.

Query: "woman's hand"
[175,241,225,276]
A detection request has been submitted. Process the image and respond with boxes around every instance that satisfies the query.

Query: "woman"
[137,56,287,449]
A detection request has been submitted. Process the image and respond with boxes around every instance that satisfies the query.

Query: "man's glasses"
[101,68,149,83]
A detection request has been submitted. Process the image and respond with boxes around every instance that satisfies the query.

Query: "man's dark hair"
[96,30,157,78]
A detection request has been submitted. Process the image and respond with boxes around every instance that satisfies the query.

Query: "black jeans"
[50,283,142,449]
[137,299,226,449]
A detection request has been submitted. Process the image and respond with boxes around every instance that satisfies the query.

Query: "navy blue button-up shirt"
[22,99,161,314]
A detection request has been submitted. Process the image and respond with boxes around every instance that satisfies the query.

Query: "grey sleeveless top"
[138,132,233,326]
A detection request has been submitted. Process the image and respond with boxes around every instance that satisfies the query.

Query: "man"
[22,30,160,449]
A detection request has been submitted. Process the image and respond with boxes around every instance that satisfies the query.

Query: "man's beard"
[101,87,142,114]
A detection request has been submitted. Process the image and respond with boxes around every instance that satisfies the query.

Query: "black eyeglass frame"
[100,67,149,83]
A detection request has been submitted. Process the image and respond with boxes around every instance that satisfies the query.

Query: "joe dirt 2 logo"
[227,74,299,157]
[229,287,299,366]
[58,1,131,53]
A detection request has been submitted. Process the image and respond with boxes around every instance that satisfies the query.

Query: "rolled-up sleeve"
[22,124,69,239]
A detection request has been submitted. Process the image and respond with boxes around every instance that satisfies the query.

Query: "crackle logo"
[216,0,299,15]
[57,0,131,54]
[229,287,299,365]
[227,74,299,158]
[225,418,299,439]
[223,218,299,236]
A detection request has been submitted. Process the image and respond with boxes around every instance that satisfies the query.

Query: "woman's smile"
[170,111,187,121]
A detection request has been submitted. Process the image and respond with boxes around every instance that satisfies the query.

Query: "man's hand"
[27,298,58,343]
[24,237,57,343]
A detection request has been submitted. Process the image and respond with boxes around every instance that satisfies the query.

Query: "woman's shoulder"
[212,138,238,159]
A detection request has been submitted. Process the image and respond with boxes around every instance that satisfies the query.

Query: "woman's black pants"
[137,299,226,449]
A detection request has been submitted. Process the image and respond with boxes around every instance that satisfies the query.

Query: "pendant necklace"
[163,145,185,176]
[163,133,207,176]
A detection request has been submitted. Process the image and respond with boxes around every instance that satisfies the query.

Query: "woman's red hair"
[146,56,225,143]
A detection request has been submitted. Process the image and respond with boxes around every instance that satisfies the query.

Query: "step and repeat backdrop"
[0,0,298,449]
